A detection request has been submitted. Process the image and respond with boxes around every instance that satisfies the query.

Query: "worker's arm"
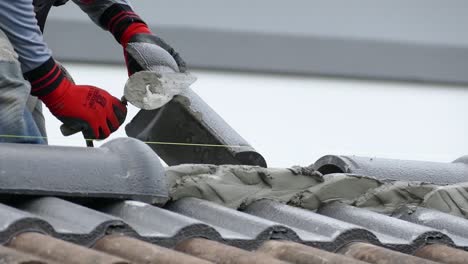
[72,0,186,75]
[0,0,127,140]
[0,0,51,72]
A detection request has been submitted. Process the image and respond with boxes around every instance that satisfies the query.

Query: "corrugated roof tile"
[0,245,53,264]
[395,206,468,249]
[175,238,287,264]
[414,244,468,264]
[338,242,439,264]
[14,197,124,234]
[94,235,212,264]
[0,203,53,244]
[314,155,468,184]
[98,200,222,247]
[244,200,379,251]
[0,139,467,263]
[318,202,453,253]
[257,240,368,264]
[7,232,128,264]
[167,198,300,248]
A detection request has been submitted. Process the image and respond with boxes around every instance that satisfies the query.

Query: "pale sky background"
[43,62,468,168]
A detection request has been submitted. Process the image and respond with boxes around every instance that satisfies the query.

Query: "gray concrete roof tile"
[244,200,380,251]
[0,140,467,262]
[166,198,301,248]
[318,202,454,253]
[15,197,122,234]
[0,138,168,204]
[0,203,53,244]
[126,88,267,167]
[98,200,222,248]
[395,206,468,249]
[0,194,465,262]
[314,155,468,184]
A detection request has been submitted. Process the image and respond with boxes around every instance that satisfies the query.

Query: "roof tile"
[318,202,452,253]
[167,198,300,247]
[257,240,368,264]
[94,235,211,264]
[314,155,468,184]
[245,200,379,251]
[99,200,222,246]
[0,203,53,244]
[0,138,168,204]
[15,197,122,234]
[126,88,267,167]
[414,244,468,264]
[7,232,128,264]
[175,238,287,264]
[395,206,468,249]
[0,245,52,264]
[0,140,467,263]
[338,242,439,264]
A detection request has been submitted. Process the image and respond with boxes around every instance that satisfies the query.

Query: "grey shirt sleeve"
[72,0,132,27]
[0,0,52,72]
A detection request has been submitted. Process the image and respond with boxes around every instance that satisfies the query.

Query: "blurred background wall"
[42,0,468,167]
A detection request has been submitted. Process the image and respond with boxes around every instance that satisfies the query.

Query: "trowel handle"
[60,125,94,147]
[60,124,80,136]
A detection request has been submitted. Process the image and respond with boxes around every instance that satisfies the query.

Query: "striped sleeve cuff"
[98,4,146,44]
[23,57,65,97]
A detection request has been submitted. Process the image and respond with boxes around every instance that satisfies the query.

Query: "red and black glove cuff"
[99,4,150,46]
[24,57,66,98]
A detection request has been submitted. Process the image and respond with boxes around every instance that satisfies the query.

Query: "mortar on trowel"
[123,67,197,110]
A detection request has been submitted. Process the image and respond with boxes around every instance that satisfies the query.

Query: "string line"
[0,134,246,148]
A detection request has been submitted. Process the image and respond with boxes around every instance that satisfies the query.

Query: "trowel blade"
[124,71,197,110]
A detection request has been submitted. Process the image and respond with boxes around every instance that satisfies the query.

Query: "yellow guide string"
[0,134,246,148]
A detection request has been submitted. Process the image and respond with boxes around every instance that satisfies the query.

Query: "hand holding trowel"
[61,34,196,145]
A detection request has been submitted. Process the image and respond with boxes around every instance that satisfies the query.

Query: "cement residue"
[166,164,468,218]
[422,183,468,217]
[353,181,436,214]
[166,164,323,209]
[289,174,382,210]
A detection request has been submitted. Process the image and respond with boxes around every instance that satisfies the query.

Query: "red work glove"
[24,58,127,140]
[99,4,186,76]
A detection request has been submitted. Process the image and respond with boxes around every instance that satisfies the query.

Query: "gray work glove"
[125,34,187,75]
